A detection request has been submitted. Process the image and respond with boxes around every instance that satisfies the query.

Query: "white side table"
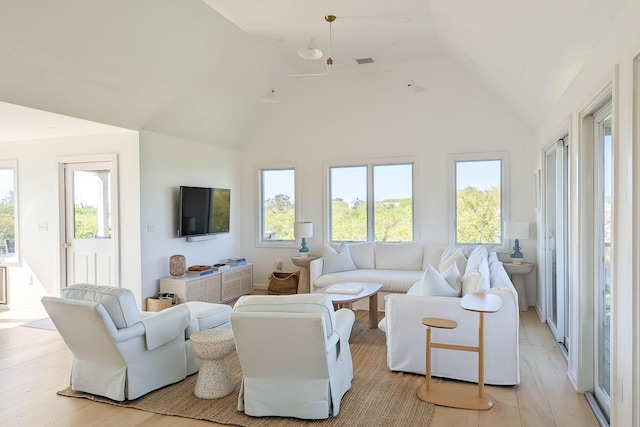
[502,262,535,311]
[291,256,318,293]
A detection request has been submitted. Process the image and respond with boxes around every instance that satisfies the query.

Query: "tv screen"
[179,186,230,237]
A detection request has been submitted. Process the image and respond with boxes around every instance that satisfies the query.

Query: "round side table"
[502,262,535,311]
[191,328,236,399]
[291,255,318,293]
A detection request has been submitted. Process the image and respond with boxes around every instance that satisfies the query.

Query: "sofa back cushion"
[461,246,490,296]
[375,242,423,270]
[62,284,141,329]
[347,242,375,269]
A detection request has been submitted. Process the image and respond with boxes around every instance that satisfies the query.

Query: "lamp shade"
[297,38,323,60]
[294,221,313,238]
[504,221,530,240]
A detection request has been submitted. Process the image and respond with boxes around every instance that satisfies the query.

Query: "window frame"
[257,165,299,248]
[449,152,510,252]
[0,159,19,265]
[324,157,418,243]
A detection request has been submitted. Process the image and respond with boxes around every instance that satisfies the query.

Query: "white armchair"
[230,294,355,420]
[42,284,231,401]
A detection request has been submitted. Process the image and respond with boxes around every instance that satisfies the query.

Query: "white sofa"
[310,241,438,294]
[379,246,520,385]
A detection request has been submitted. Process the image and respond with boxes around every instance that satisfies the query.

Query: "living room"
[0,1,639,426]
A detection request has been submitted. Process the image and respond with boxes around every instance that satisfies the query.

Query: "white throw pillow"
[322,242,357,274]
[417,265,459,297]
[438,247,467,276]
[440,261,462,296]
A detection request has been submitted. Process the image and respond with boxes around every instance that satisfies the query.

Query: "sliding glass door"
[544,138,569,352]
[593,103,612,418]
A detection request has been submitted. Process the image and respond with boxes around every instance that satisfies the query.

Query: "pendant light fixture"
[292,15,336,76]
[261,89,278,103]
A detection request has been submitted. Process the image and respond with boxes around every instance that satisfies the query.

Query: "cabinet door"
[221,266,253,301]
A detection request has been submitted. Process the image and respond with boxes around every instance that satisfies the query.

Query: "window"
[259,168,296,243]
[452,153,509,247]
[329,161,414,242]
[0,160,18,263]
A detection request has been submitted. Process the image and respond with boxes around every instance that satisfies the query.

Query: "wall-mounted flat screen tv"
[179,186,230,237]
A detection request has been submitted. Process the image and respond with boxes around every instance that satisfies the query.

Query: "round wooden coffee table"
[316,282,382,328]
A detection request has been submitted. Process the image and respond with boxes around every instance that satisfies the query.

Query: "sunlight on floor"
[0,305,48,329]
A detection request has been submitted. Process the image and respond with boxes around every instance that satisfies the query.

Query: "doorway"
[60,157,119,288]
[543,136,569,355]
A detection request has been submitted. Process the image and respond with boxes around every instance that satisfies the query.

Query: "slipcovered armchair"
[42,284,231,401]
[230,294,355,419]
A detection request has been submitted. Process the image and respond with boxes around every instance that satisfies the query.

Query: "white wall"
[533,1,640,424]
[1,131,141,306]
[240,57,537,298]
[139,131,241,301]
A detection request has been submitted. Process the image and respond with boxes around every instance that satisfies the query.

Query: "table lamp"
[504,221,530,264]
[294,221,313,256]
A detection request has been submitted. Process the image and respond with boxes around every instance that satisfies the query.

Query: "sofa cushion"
[347,242,375,269]
[62,284,141,329]
[322,242,357,274]
[375,242,423,270]
[438,247,467,276]
[462,247,490,296]
[440,262,462,295]
[185,301,232,337]
[314,269,422,293]
[416,265,459,297]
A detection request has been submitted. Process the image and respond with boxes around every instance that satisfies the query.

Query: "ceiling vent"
[355,57,374,65]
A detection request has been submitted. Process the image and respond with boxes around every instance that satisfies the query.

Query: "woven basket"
[267,271,300,295]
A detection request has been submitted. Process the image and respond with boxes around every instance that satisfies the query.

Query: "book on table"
[326,283,365,295]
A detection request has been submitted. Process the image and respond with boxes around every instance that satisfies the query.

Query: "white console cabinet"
[160,264,253,304]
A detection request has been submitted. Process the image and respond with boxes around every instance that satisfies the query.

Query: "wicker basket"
[145,297,173,312]
[267,271,300,295]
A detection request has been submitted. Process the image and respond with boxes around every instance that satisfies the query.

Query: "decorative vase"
[169,255,186,277]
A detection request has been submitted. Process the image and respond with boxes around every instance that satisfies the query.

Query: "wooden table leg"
[368,293,378,328]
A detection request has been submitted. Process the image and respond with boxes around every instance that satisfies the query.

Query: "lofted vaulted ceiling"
[0,0,633,145]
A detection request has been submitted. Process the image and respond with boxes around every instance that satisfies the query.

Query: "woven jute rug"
[58,311,435,426]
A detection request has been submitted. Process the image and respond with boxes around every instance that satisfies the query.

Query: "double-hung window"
[328,160,415,242]
[259,167,296,245]
[0,160,18,263]
[451,153,509,249]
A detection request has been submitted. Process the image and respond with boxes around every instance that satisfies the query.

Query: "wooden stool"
[417,293,502,410]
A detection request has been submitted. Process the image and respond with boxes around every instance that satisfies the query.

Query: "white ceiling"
[0,0,633,145]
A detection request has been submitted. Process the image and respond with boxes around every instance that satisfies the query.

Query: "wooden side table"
[417,293,502,410]
[291,256,318,293]
[502,262,535,311]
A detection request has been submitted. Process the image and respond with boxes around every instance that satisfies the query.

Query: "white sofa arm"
[309,258,324,292]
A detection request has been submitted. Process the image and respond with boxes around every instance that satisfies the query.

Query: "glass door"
[544,138,569,352]
[594,103,612,418]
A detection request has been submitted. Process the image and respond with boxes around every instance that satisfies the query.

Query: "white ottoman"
[191,328,236,399]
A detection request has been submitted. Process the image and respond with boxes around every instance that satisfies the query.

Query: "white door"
[64,161,119,286]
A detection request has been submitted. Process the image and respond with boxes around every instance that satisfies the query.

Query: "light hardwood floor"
[0,306,597,427]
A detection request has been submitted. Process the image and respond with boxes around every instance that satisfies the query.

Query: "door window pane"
[0,164,17,260]
[455,160,502,244]
[330,166,367,241]
[73,170,112,239]
[261,169,295,241]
